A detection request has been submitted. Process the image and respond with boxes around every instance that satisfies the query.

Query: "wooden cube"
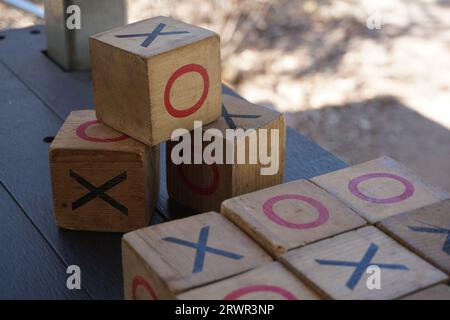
[90,16,221,146]
[311,156,449,223]
[50,110,159,232]
[177,262,321,300]
[402,284,450,300]
[379,200,450,274]
[122,211,272,299]
[167,93,285,212]
[281,226,448,300]
[222,179,366,257]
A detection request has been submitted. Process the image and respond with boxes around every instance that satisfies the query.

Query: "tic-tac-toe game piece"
[122,211,272,299]
[166,93,285,212]
[281,226,448,300]
[311,156,449,223]
[221,179,366,257]
[177,261,321,300]
[402,284,450,300]
[90,16,221,146]
[379,200,450,274]
[50,110,159,232]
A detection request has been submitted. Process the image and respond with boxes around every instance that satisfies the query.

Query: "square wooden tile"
[177,262,321,300]
[122,211,272,299]
[281,226,448,299]
[402,284,450,300]
[221,179,366,257]
[312,156,449,223]
[379,199,450,274]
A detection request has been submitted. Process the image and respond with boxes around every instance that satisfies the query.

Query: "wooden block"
[402,284,450,300]
[49,110,159,232]
[90,16,221,146]
[281,226,448,300]
[311,156,449,223]
[122,211,272,299]
[379,200,450,274]
[222,179,365,257]
[177,261,321,300]
[166,93,285,212]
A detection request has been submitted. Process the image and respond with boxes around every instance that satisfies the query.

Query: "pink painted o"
[263,194,329,229]
[224,285,297,300]
[348,172,415,204]
[76,120,128,143]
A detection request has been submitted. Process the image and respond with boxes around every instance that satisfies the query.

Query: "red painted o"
[131,276,158,300]
[164,64,209,118]
[178,164,219,196]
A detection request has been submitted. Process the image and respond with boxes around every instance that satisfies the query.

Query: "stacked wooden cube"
[48,16,450,300]
[49,16,284,232]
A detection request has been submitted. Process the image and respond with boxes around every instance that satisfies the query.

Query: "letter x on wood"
[409,221,450,255]
[69,170,128,215]
[222,104,261,130]
[115,23,190,48]
[315,243,409,289]
[162,226,243,273]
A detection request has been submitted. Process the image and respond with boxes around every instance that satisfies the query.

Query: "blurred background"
[1,0,449,191]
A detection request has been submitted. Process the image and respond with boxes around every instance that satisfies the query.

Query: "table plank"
[0,26,93,120]
[0,61,123,299]
[0,183,88,299]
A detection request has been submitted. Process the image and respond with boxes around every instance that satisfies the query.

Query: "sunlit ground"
[1,0,449,190]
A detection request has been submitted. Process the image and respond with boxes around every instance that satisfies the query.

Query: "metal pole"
[1,0,44,18]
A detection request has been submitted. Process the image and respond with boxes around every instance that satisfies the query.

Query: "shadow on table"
[285,95,450,192]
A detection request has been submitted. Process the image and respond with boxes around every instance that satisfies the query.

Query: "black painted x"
[115,23,189,48]
[221,104,261,129]
[69,170,128,215]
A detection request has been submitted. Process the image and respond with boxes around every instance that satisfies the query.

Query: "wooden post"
[44,0,127,70]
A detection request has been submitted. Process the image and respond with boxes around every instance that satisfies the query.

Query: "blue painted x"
[409,224,450,255]
[115,23,189,48]
[316,243,409,289]
[162,226,243,273]
[221,104,261,129]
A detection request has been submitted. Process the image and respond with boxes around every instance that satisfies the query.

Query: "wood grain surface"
[91,16,222,145]
[379,200,450,274]
[177,261,321,300]
[222,179,366,257]
[122,212,272,299]
[312,156,449,223]
[167,93,285,212]
[281,226,448,300]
